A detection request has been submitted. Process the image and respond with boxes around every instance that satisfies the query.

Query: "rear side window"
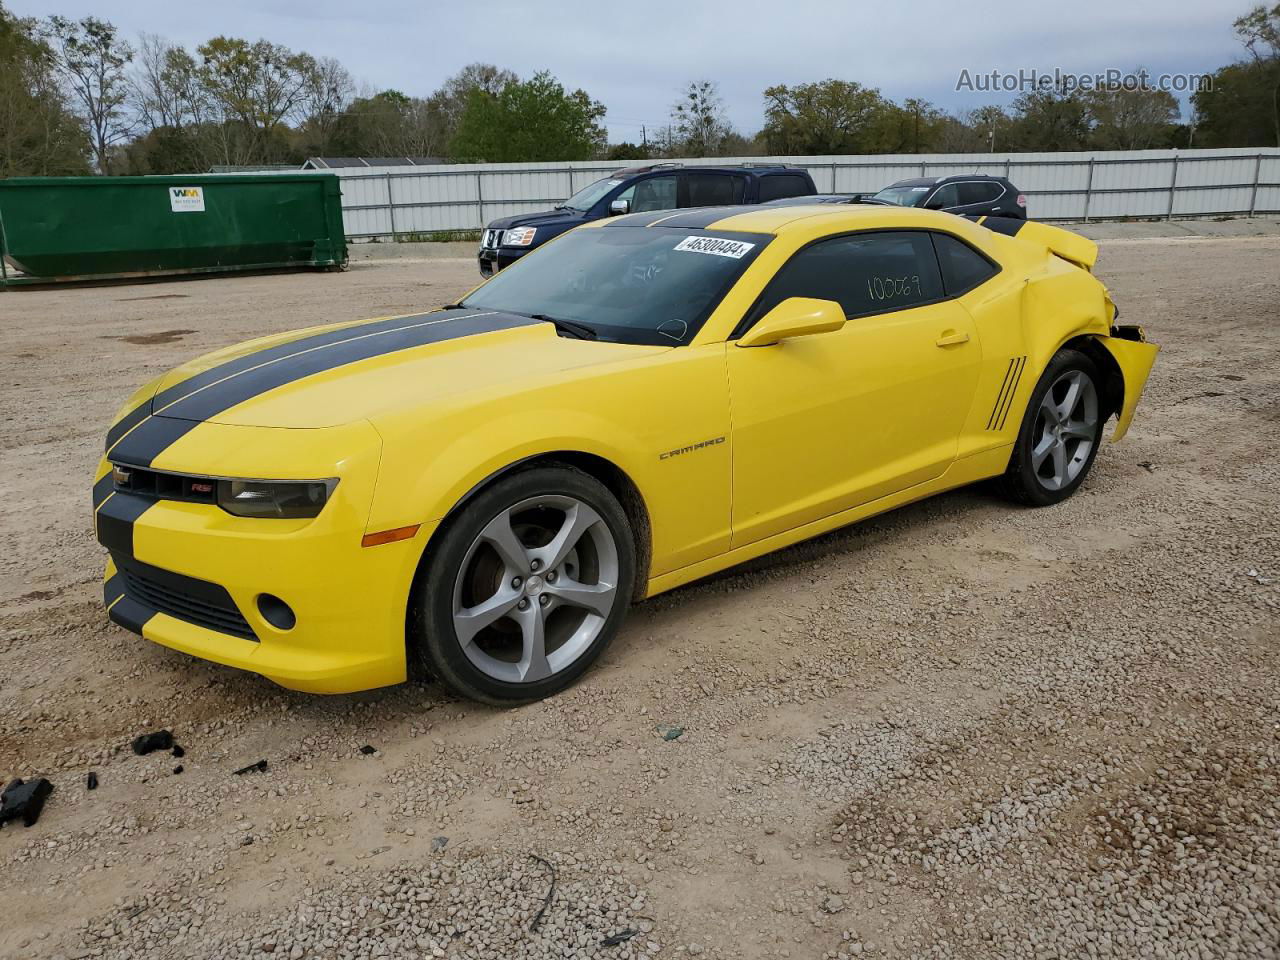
[686,173,746,207]
[749,231,943,324]
[958,181,1004,205]
[932,233,999,295]
[928,183,961,208]
[757,174,810,202]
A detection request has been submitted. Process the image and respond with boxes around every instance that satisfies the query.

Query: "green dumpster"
[0,173,347,287]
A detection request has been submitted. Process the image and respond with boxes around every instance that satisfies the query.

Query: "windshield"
[873,184,933,207]
[460,226,770,346]
[561,177,623,212]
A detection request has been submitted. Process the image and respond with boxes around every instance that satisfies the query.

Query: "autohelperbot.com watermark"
[956,68,1213,95]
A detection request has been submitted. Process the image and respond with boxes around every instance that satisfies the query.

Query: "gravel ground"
[1,229,1278,960]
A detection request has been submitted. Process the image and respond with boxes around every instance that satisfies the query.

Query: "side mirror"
[736,297,846,348]
[609,199,630,215]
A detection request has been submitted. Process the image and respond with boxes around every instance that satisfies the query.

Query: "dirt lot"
[1,231,1278,960]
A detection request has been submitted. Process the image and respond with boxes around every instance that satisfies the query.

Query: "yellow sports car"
[94,204,1158,703]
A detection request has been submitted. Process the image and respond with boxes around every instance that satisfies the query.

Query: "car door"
[725,230,983,548]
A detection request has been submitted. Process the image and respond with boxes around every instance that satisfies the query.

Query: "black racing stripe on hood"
[109,310,540,468]
[105,311,466,454]
[104,400,153,452]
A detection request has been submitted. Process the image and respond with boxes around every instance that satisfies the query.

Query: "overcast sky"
[13,0,1249,142]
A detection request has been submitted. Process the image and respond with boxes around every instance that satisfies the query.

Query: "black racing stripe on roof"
[647,206,763,229]
[603,211,681,227]
[109,311,540,468]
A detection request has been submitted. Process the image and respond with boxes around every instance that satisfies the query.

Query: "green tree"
[1006,88,1091,151]
[762,79,895,154]
[1192,59,1280,146]
[671,80,732,155]
[196,36,314,163]
[1085,78,1179,149]
[1233,3,1280,145]
[45,14,133,173]
[0,2,89,176]
[450,71,605,162]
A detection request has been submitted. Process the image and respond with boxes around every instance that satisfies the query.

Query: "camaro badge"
[659,436,726,460]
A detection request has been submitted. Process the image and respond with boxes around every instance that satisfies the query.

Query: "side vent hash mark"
[987,356,1027,431]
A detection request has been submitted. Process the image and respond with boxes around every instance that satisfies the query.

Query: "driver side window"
[616,175,678,214]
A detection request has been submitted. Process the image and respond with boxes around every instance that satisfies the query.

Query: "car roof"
[608,163,803,178]
[886,174,1009,188]
[598,202,976,237]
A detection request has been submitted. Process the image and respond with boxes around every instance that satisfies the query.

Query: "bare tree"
[299,55,354,155]
[45,14,133,173]
[671,80,732,156]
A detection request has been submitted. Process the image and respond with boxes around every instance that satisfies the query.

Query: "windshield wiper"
[528,313,597,340]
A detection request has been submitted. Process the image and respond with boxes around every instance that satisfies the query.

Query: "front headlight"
[503,226,537,247]
[216,478,338,519]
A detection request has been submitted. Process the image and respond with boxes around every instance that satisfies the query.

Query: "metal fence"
[321,148,1280,240]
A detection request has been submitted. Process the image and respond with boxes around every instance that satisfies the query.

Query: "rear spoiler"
[966,215,1098,272]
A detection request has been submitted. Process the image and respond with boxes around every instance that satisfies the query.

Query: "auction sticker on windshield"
[673,236,756,259]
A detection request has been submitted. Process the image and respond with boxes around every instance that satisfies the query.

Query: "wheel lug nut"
[511,577,523,589]
[546,571,557,583]
[539,595,550,606]
[517,598,530,610]
[530,559,542,572]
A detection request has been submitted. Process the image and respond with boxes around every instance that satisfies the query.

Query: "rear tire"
[411,465,635,705]
[998,348,1104,507]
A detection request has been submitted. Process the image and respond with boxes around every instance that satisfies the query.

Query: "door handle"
[935,330,970,347]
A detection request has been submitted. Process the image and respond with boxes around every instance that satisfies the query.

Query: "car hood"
[485,208,588,231]
[143,308,666,430]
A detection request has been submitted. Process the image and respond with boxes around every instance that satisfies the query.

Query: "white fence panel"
[319,148,1280,239]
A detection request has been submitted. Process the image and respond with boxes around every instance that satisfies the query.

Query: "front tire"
[998,348,1104,507]
[412,465,635,704]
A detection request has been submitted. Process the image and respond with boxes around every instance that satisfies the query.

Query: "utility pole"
[641,125,647,149]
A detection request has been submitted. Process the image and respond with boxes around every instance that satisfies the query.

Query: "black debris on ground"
[601,929,638,947]
[359,745,377,755]
[233,760,268,776]
[131,731,174,755]
[0,778,54,829]
[171,744,185,759]
[173,765,184,775]
[527,855,556,933]
[431,836,449,852]
[86,772,98,791]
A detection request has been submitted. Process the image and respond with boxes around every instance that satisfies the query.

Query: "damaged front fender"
[1096,324,1160,444]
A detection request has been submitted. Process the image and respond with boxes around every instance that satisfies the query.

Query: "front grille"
[481,228,505,250]
[111,463,217,505]
[112,553,257,641]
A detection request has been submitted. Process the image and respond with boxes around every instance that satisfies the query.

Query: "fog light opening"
[257,594,296,631]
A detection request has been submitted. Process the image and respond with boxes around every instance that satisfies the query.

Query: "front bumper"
[94,420,434,693]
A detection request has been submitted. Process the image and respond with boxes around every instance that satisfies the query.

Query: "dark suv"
[477,163,817,275]
[870,175,1026,219]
